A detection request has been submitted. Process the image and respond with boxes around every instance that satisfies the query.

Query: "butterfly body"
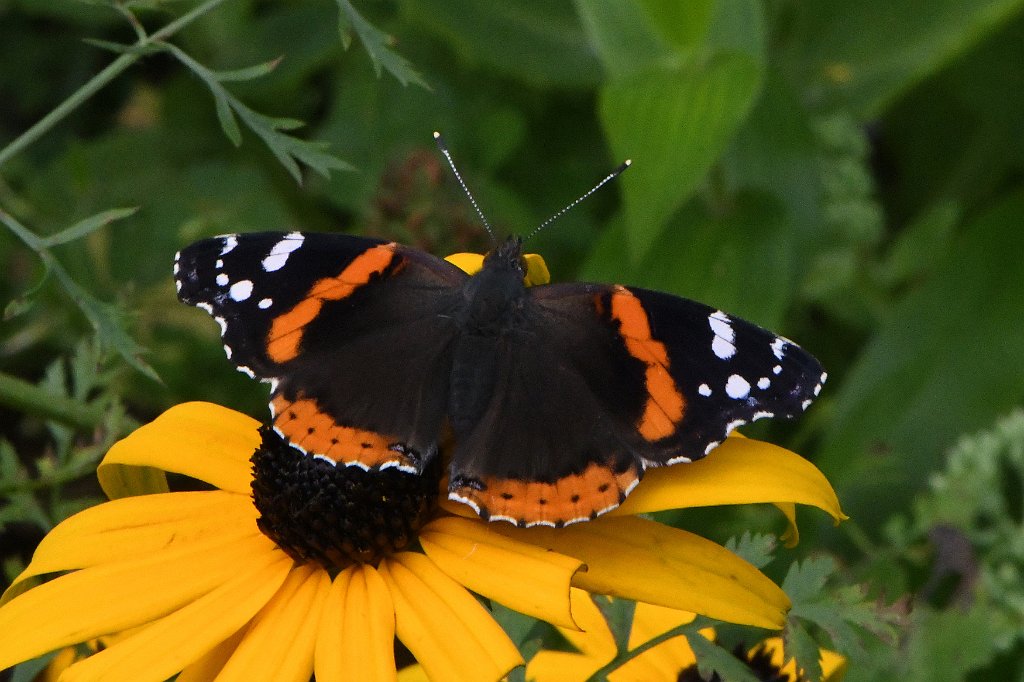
[175,231,825,527]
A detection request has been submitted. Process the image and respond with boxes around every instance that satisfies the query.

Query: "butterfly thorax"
[457,235,527,336]
[449,236,528,433]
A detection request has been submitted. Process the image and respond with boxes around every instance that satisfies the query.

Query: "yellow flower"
[0,400,842,682]
[528,594,847,682]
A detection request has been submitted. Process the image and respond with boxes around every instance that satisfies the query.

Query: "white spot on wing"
[801,399,812,410]
[708,310,736,360]
[216,273,229,286]
[258,298,273,309]
[262,233,305,272]
[197,302,214,315]
[214,316,228,335]
[220,235,238,255]
[725,418,746,435]
[752,410,774,421]
[757,377,771,390]
[771,338,788,360]
[773,365,783,375]
[666,454,692,465]
[215,259,224,269]
[704,440,721,455]
[698,383,712,397]
[725,374,751,399]
[229,279,253,302]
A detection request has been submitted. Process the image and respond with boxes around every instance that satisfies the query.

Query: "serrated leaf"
[4,260,51,320]
[54,273,158,382]
[782,556,836,604]
[686,630,762,682]
[39,207,138,248]
[213,90,243,146]
[725,532,777,570]
[334,0,429,88]
[162,42,352,181]
[784,619,824,682]
[212,57,283,83]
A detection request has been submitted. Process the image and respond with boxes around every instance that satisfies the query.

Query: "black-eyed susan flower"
[0,399,843,682]
[528,593,847,682]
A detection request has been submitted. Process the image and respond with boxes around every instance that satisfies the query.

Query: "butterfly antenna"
[434,131,497,244]
[524,159,631,243]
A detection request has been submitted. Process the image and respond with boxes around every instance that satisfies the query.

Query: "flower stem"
[0,0,231,169]
[0,370,103,430]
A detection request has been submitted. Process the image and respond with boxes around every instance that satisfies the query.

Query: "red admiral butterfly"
[175,145,825,529]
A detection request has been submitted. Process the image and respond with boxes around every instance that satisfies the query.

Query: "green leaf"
[572,0,673,78]
[816,191,1024,528]
[600,53,763,259]
[782,556,836,604]
[410,0,602,88]
[163,43,353,181]
[725,532,778,570]
[334,0,428,88]
[635,0,715,54]
[784,619,824,682]
[778,0,1024,116]
[211,57,283,83]
[685,630,762,682]
[4,260,51,320]
[581,192,795,330]
[39,206,138,248]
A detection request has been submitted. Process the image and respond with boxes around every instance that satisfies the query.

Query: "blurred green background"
[2,1,1023,680]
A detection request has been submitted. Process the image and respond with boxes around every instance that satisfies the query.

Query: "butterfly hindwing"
[447,281,825,527]
[176,231,468,472]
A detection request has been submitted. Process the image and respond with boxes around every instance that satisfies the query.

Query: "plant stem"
[0,0,232,169]
[0,370,104,429]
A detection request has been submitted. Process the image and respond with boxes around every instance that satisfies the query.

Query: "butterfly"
[174,226,825,529]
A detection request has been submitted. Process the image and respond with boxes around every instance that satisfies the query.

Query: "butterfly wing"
[175,232,467,472]
[447,282,825,527]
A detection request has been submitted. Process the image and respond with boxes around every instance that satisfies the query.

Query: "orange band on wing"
[271,394,416,470]
[450,461,640,528]
[267,244,398,363]
[608,287,686,441]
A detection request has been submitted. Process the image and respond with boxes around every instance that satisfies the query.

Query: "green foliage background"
[2,1,1023,680]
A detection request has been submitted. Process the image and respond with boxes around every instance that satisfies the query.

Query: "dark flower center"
[250,425,440,571]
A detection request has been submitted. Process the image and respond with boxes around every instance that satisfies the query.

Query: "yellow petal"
[0,532,278,671]
[379,552,523,682]
[445,253,484,275]
[215,563,331,682]
[609,604,698,682]
[613,437,846,523]
[756,636,848,682]
[775,502,800,547]
[526,588,615,682]
[444,252,550,285]
[499,516,790,629]
[522,253,550,286]
[176,628,247,682]
[397,663,430,682]
[59,552,293,682]
[3,491,255,603]
[314,565,398,682]
[98,402,259,498]
[419,516,583,629]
